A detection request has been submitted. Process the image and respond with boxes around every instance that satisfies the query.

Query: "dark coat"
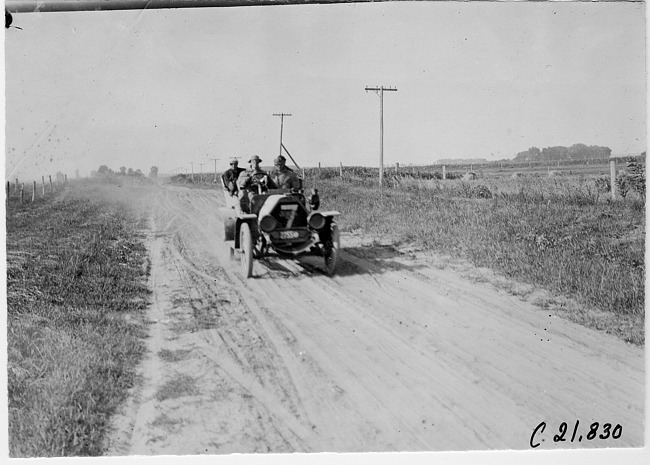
[222,167,245,194]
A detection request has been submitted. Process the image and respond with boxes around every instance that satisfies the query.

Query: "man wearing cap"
[221,159,245,196]
[237,155,277,212]
[270,155,301,190]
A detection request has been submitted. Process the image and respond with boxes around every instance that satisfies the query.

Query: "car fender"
[234,214,258,248]
[317,210,340,218]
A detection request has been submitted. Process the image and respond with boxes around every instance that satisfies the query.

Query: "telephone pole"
[199,163,204,182]
[365,86,397,187]
[210,158,220,183]
[189,162,195,182]
[273,113,292,157]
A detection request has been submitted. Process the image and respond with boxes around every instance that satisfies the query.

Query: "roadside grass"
[310,176,644,345]
[7,181,151,457]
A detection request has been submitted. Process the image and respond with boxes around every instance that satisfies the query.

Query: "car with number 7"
[222,177,340,278]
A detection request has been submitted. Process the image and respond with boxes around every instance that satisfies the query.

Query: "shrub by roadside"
[7,182,151,457]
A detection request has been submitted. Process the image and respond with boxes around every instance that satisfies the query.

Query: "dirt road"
[105,185,644,455]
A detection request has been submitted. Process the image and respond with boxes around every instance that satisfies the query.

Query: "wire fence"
[5,174,68,205]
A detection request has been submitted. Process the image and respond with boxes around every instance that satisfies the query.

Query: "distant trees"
[514,147,540,162]
[528,147,541,159]
[92,165,113,178]
[91,165,147,178]
[541,146,569,161]
[513,144,612,162]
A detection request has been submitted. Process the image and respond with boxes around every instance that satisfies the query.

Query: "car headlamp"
[259,215,279,232]
[308,212,326,230]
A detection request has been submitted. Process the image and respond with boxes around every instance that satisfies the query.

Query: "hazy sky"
[3,1,646,179]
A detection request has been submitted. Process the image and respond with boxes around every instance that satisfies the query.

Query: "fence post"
[15,178,19,192]
[20,183,24,204]
[318,162,321,177]
[610,159,617,200]
[396,162,399,174]
[6,181,10,205]
[340,162,343,178]
[49,175,53,193]
[442,165,446,180]
[302,168,305,180]
[42,176,45,197]
[32,181,36,202]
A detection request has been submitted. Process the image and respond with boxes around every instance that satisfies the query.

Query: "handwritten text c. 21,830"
[530,420,622,448]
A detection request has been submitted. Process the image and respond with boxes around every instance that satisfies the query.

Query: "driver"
[236,155,277,212]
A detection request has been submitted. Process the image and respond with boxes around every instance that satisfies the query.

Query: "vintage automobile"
[222,175,340,278]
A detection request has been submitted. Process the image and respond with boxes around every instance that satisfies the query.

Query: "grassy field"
[306,172,645,345]
[6,181,151,456]
[300,157,619,181]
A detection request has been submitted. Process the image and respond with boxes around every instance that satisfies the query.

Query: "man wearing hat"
[236,155,277,212]
[221,158,245,196]
[270,155,301,190]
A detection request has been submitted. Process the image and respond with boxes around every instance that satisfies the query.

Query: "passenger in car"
[221,158,245,196]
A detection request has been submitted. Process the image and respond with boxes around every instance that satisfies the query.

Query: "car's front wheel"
[323,223,340,276]
[239,222,254,278]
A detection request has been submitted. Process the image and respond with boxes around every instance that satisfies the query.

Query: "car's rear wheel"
[239,222,254,278]
[323,223,340,276]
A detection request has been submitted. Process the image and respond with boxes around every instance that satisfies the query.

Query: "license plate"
[280,230,299,239]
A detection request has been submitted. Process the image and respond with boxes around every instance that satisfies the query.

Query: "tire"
[323,223,340,276]
[239,222,254,278]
